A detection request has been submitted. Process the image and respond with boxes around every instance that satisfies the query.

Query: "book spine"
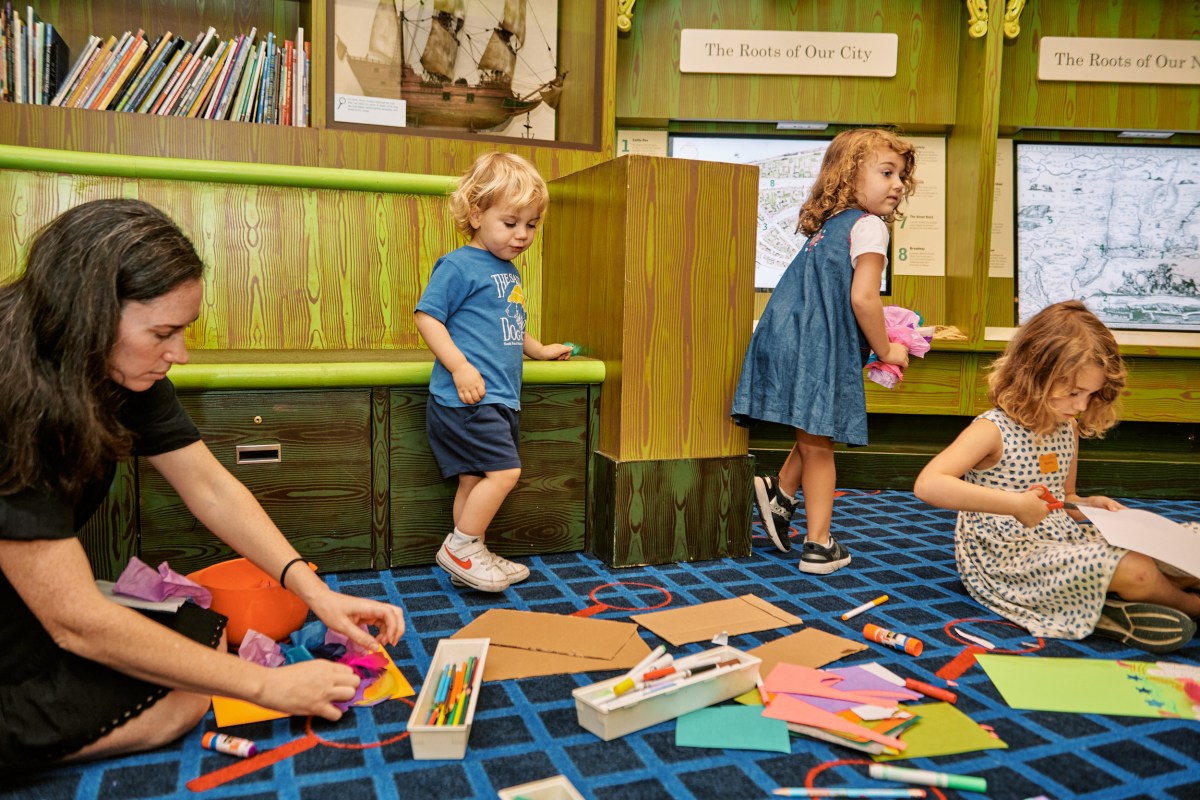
[170,50,211,116]
[98,34,148,110]
[214,27,254,120]
[45,24,69,102]
[254,33,273,124]
[148,37,196,114]
[63,34,115,108]
[135,43,183,113]
[159,36,207,115]
[280,39,292,126]
[51,35,98,106]
[202,33,240,119]
[230,41,261,122]
[76,31,130,108]
[292,27,304,127]
[301,40,309,127]
[121,34,173,113]
[0,11,7,102]
[115,31,168,112]
[92,31,145,110]
[187,39,229,118]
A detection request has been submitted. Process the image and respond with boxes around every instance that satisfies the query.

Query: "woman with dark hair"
[0,199,405,773]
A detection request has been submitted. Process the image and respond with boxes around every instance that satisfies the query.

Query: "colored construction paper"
[978,654,1200,719]
[630,595,803,646]
[747,628,867,676]
[764,663,918,711]
[675,705,791,753]
[873,702,1008,761]
[762,694,907,751]
[212,648,414,727]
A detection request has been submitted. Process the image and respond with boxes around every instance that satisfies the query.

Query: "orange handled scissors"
[1031,484,1077,510]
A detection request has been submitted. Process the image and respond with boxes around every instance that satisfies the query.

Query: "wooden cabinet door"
[139,389,374,573]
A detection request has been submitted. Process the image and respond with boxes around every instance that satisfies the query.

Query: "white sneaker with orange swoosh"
[436,533,510,592]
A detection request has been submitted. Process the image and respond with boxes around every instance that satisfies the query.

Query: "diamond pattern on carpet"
[6,492,1200,799]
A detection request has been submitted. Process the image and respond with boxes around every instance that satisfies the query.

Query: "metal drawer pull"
[235,444,282,464]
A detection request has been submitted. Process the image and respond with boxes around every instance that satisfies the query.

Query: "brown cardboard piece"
[630,594,803,646]
[450,608,651,681]
[748,628,869,677]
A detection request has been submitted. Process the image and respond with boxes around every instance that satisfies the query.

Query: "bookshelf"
[0,1,614,179]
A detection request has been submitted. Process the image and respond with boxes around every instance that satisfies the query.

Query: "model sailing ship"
[337,0,565,133]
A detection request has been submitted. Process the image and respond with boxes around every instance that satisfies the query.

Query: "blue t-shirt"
[415,245,526,410]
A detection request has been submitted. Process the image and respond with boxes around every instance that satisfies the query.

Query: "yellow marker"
[612,677,638,696]
[841,594,889,621]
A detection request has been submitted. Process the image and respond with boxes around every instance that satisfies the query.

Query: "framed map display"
[1015,142,1200,332]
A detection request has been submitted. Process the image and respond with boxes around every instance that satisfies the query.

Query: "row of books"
[1,8,309,126]
[0,5,69,105]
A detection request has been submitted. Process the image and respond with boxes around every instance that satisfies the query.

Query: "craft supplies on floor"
[573,645,760,741]
[407,637,489,759]
[497,774,587,799]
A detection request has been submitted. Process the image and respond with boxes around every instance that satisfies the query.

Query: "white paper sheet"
[1078,507,1200,579]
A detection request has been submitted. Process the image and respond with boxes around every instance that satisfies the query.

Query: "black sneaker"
[753,475,795,552]
[1092,598,1196,654]
[799,535,852,575]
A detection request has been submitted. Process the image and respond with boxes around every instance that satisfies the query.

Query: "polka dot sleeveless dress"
[954,409,1126,639]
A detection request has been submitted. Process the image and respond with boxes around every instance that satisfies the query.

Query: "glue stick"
[863,623,924,657]
[201,731,258,758]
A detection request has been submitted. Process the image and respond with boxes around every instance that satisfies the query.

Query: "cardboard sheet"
[451,608,650,681]
[748,628,867,676]
[630,595,803,646]
[1079,507,1200,578]
[213,648,414,727]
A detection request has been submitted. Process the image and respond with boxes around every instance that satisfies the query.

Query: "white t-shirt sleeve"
[849,214,890,269]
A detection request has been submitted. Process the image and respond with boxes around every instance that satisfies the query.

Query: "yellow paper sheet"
[873,702,1007,762]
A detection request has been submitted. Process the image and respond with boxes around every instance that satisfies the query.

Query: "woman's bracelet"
[279,557,309,589]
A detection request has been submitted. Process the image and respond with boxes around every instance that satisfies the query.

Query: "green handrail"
[0,144,458,195]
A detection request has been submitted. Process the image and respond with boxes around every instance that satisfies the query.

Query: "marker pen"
[841,594,889,621]
[642,658,739,682]
[903,678,957,704]
[868,764,987,793]
[772,789,927,798]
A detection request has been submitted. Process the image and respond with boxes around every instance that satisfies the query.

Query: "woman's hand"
[452,362,485,404]
[257,659,362,721]
[307,590,406,652]
[1013,488,1051,528]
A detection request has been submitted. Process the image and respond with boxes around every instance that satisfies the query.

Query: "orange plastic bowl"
[186,558,311,646]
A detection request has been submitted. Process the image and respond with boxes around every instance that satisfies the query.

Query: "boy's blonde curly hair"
[448,152,548,239]
[797,128,917,237]
[989,300,1126,438]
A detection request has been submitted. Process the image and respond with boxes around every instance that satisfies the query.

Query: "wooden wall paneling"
[942,1,1005,342]
[616,0,961,128]
[1121,358,1200,422]
[370,386,391,569]
[542,157,630,458]
[999,0,1200,132]
[139,389,375,574]
[78,461,139,581]
[388,386,589,567]
[986,276,1015,328]
[616,156,757,461]
[887,275,946,327]
[863,351,969,415]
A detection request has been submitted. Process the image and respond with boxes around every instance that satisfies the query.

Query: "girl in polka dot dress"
[915,301,1200,654]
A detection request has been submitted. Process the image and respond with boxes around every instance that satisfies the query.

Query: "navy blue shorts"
[426,397,521,479]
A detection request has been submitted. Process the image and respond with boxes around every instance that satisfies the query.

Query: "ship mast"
[478,0,526,84]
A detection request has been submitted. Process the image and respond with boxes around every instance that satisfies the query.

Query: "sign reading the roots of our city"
[680,30,897,77]
[1038,37,1200,85]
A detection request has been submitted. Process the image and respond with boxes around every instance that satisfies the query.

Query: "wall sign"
[1038,37,1200,85]
[680,30,897,77]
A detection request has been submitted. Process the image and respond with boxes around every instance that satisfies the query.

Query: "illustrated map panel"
[1015,143,1200,331]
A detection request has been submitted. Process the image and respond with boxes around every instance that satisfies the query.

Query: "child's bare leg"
[777,444,802,499]
[456,468,520,538]
[797,430,835,545]
[452,474,482,534]
[1109,552,1200,617]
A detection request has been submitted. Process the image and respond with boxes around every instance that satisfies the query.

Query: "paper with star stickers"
[977,654,1200,718]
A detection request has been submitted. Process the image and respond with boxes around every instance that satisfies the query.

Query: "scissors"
[1031,484,1078,510]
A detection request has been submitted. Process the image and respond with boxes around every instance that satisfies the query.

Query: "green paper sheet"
[978,654,1200,719]
[675,705,791,753]
[872,702,1007,761]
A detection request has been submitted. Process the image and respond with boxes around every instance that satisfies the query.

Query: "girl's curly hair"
[797,128,917,236]
[989,300,1126,438]
[448,152,548,239]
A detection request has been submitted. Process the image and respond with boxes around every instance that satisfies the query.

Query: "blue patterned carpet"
[8,491,1200,800]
